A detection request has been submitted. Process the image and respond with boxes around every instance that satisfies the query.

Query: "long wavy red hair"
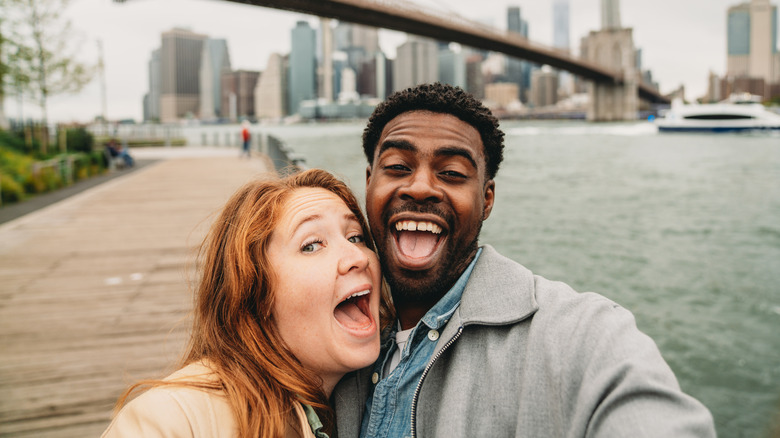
[116,168,392,437]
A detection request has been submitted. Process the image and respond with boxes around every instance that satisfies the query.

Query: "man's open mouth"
[393,219,445,260]
[334,289,373,330]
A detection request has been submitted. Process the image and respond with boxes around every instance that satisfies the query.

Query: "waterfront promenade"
[0,148,273,437]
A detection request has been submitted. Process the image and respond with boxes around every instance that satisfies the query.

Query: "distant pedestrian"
[105,139,134,168]
[241,120,251,158]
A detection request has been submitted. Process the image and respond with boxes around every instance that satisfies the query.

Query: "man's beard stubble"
[379,223,482,310]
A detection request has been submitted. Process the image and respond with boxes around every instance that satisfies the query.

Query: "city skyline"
[3,0,774,123]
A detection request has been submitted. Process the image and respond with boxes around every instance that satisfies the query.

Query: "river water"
[255,120,780,437]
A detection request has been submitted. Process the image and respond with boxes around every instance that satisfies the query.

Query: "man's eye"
[347,234,364,244]
[441,170,466,179]
[385,164,410,172]
[302,240,323,253]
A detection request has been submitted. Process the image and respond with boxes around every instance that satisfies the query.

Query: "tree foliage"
[1,0,93,148]
[0,0,34,129]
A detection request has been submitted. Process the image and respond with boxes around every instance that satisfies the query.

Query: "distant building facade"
[506,6,531,101]
[530,69,559,108]
[319,18,335,102]
[160,28,207,122]
[601,0,622,30]
[221,70,260,121]
[394,36,438,92]
[438,45,467,89]
[199,38,231,120]
[465,54,485,99]
[333,22,382,98]
[726,0,779,97]
[255,53,288,119]
[553,0,570,50]
[553,0,573,97]
[485,82,520,109]
[143,49,161,122]
[289,20,317,115]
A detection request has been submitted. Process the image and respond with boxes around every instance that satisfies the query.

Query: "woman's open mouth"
[334,289,374,331]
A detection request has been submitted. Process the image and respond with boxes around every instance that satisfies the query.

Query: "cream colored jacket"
[102,361,317,438]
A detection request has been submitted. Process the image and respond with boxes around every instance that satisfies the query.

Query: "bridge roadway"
[0,148,272,437]
[226,0,669,104]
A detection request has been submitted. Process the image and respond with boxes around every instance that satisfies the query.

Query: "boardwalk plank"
[0,154,271,437]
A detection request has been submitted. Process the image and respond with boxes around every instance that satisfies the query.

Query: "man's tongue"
[398,231,438,259]
[334,301,370,329]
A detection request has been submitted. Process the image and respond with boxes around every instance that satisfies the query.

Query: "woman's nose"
[338,238,370,275]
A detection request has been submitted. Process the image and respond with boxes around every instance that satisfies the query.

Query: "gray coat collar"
[456,244,539,326]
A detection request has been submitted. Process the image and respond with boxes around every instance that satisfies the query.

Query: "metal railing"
[263,134,307,173]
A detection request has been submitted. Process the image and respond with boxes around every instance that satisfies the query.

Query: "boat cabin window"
[684,114,755,120]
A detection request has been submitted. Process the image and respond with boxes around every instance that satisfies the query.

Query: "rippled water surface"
[263,120,780,438]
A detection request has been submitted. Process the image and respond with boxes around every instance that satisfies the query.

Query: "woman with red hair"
[102,169,391,437]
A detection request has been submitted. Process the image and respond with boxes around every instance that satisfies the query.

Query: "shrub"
[0,136,108,205]
[0,129,31,155]
[66,127,94,153]
[1,172,25,203]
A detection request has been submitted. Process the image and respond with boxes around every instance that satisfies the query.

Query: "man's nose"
[398,169,442,203]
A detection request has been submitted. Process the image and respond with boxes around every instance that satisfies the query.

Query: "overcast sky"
[3,0,764,123]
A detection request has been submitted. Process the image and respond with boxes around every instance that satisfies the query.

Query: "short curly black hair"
[362,82,504,180]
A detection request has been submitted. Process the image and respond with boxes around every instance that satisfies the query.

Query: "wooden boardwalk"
[0,150,272,437]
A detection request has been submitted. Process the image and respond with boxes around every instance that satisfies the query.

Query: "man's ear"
[483,179,495,220]
[366,164,372,186]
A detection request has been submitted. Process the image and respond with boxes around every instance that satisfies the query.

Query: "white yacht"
[655,93,780,133]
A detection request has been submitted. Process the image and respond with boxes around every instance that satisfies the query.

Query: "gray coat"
[332,245,716,437]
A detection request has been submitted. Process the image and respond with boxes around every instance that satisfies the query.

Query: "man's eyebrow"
[377,140,478,169]
[435,146,478,170]
[377,139,416,157]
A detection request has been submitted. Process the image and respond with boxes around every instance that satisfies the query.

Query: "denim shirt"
[358,248,483,438]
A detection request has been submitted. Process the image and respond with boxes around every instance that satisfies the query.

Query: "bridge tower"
[583,28,639,121]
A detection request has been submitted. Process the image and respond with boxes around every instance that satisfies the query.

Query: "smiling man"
[332,83,715,438]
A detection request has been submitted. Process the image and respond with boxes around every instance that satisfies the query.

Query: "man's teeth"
[394,220,442,234]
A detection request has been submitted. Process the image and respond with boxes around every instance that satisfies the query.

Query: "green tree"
[7,0,93,153]
[0,0,23,130]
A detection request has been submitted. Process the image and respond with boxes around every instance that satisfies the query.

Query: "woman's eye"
[301,241,323,253]
[348,234,364,244]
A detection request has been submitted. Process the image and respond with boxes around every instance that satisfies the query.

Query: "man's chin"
[385,267,450,306]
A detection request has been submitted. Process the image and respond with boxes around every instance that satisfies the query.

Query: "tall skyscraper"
[199,39,231,120]
[727,0,779,87]
[506,6,531,101]
[553,0,570,50]
[553,0,573,96]
[255,53,287,119]
[601,0,621,30]
[160,28,207,122]
[438,45,466,89]
[393,36,438,92]
[144,49,161,122]
[465,54,485,99]
[289,20,317,115]
[319,18,334,102]
[530,68,559,108]
[333,22,381,97]
[338,67,359,102]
